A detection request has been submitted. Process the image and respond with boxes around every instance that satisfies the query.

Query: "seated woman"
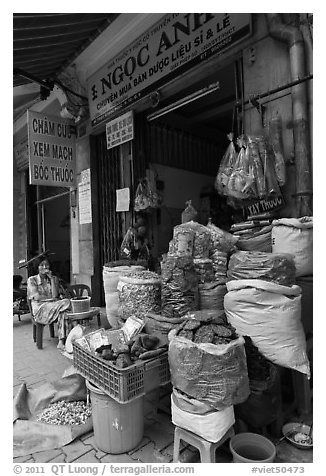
[27,257,71,350]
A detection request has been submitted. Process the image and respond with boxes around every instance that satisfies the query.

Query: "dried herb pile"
[161,255,198,319]
[36,400,91,425]
[174,311,237,345]
[118,270,161,320]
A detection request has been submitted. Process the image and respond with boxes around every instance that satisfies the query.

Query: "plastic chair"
[66,284,101,327]
[29,299,56,350]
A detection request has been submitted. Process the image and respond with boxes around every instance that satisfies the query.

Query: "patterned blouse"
[27,274,59,301]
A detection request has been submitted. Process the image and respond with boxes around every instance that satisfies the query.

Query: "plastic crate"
[73,342,170,404]
[144,351,170,393]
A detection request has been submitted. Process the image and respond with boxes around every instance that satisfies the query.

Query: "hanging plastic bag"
[134,179,151,211]
[256,135,281,196]
[247,135,266,197]
[215,133,237,196]
[227,136,256,199]
[269,116,286,187]
[120,227,136,259]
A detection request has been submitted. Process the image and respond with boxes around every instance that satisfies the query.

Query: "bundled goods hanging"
[230,221,273,252]
[198,282,227,311]
[214,131,285,204]
[235,336,282,429]
[160,255,199,319]
[103,262,145,328]
[171,387,235,442]
[118,270,161,321]
[168,309,250,409]
[227,251,296,287]
[171,221,211,258]
[272,217,313,277]
[224,279,310,377]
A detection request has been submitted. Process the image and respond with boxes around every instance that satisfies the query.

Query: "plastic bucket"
[86,380,144,454]
[229,432,276,463]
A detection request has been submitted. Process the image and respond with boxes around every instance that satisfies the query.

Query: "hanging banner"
[106,111,134,150]
[27,110,76,187]
[88,13,251,127]
[14,136,29,171]
[78,169,92,224]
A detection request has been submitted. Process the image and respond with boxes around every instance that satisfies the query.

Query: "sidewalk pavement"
[13,310,312,464]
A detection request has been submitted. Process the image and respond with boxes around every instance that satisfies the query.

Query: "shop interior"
[142,61,242,259]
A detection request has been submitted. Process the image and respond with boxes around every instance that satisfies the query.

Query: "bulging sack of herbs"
[168,332,250,410]
[173,221,211,259]
[224,279,310,376]
[210,250,228,283]
[181,200,198,224]
[161,255,199,319]
[194,258,215,284]
[215,132,238,196]
[206,219,239,253]
[198,282,227,311]
[118,270,161,320]
[227,251,296,287]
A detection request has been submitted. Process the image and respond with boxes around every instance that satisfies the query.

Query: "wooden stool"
[173,426,235,463]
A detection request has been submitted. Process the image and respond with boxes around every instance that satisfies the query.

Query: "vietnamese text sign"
[106,111,134,150]
[244,195,285,219]
[88,13,251,126]
[27,110,76,187]
[78,168,92,224]
[14,136,29,171]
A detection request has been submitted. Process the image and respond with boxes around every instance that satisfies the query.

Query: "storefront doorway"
[26,178,71,283]
[140,59,243,256]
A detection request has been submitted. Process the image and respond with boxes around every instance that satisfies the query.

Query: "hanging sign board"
[106,111,134,150]
[78,169,92,224]
[27,110,76,187]
[14,136,29,171]
[244,194,285,219]
[88,13,251,127]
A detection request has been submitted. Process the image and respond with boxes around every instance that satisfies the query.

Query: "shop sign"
[106,111,134,150]
[88,13,252,127]
[14,136,29,171]
[78,169,92,225]
[27,110,76,187]
[244,194,285,219]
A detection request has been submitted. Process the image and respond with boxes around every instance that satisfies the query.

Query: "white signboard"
[88,13,251,126]
[106,111,134,150]
[27,110,76,187]
[116,187,130,212]
[78,168,92,224]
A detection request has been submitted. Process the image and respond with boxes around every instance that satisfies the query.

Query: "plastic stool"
[173,426,235,463]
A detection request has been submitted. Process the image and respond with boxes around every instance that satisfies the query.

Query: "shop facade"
[13,13,313,307]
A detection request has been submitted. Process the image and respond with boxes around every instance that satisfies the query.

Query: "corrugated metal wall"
[136,113,221,176]
[95,134,122,267]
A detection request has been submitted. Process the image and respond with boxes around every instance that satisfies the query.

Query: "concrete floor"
[13,310,313,464]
